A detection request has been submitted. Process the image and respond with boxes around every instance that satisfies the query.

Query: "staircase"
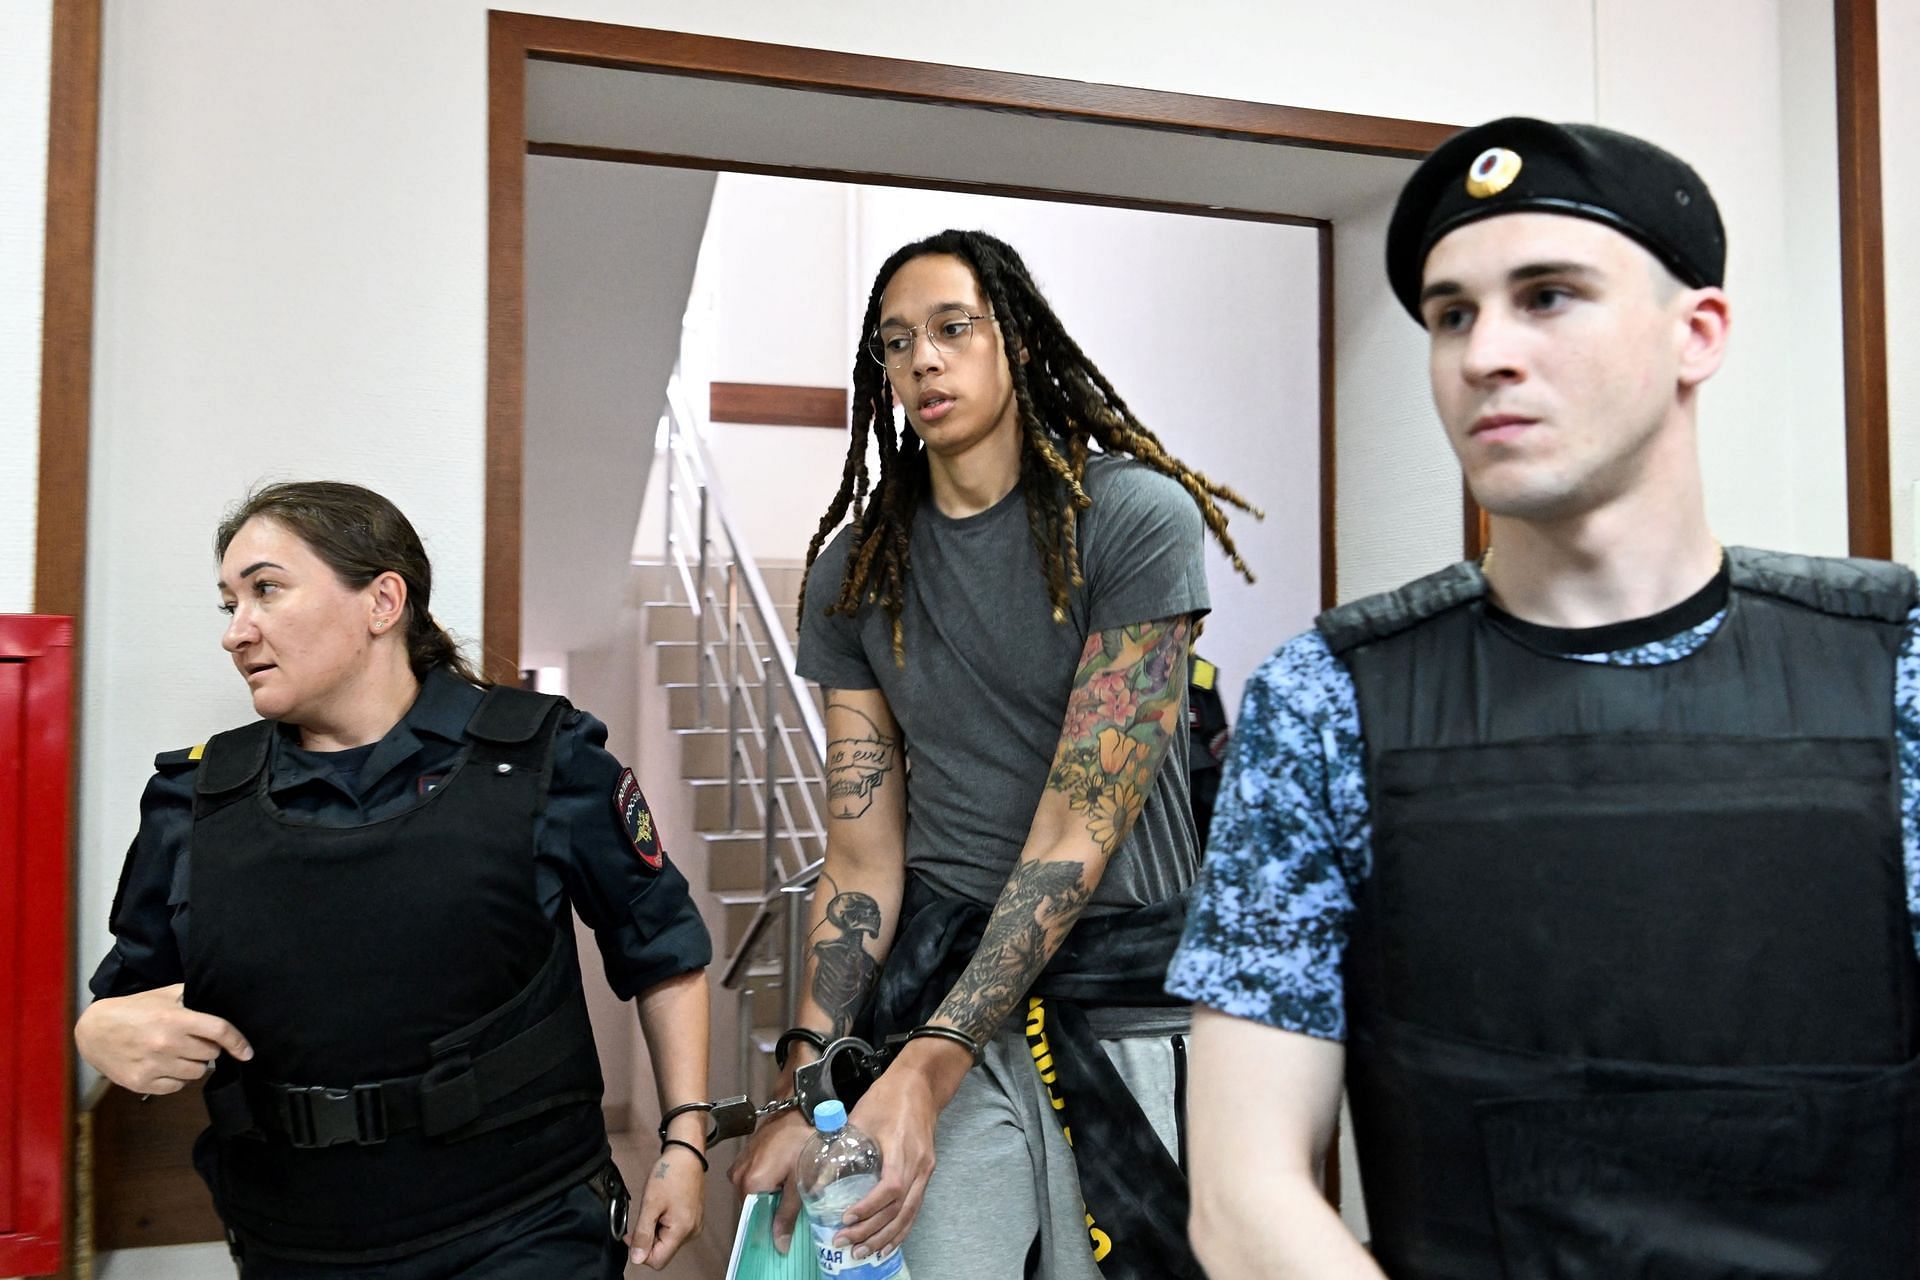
[640,563,820,954]
[636,381,838,1116]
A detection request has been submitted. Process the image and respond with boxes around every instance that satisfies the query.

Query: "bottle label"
[809,1219,906,1278]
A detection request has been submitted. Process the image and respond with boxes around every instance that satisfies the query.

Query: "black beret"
[1386,117,1726,322]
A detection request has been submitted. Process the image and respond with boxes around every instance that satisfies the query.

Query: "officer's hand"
[74,984,253,1095]
[728,1105,811,1252]
[840,1066,939,1261]
[627,1144,704,1270]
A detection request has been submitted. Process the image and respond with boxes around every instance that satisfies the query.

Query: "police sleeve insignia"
[613,767,664,871]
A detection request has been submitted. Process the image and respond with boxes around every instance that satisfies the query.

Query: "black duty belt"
[206,991,593,1149]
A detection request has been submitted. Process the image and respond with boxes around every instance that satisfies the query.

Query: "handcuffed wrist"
[774,1027,828,1069]
[660,1136,709,1172]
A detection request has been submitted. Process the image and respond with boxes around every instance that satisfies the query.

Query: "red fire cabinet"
[0,616,74,1277]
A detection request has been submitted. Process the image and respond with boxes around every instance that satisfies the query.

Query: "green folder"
[727,1192,823,1280]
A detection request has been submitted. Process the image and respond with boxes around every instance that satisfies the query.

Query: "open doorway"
[498,21,1456,1268]
[521,153,1334,1275]
[485,14,1479,684]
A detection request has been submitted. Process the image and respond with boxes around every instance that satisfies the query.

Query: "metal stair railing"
[657,364,829,1091]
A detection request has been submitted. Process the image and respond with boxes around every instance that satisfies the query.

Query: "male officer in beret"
[1166,118,1920,1278]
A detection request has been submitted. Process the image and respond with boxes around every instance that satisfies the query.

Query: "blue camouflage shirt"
[1166,601,1920,1041]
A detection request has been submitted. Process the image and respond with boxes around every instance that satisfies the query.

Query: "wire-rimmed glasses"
[866,308,995,369]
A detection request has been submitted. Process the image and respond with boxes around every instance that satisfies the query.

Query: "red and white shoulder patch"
[613,767,664,871]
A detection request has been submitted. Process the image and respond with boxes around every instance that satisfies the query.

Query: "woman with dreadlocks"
[729,230,1257,1279]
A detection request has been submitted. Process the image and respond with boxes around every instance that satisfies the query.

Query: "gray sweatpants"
[902,1024,1184,1280]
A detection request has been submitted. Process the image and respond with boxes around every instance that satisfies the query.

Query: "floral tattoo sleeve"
[1048,617,1194,854]
[932,615,1192,1043]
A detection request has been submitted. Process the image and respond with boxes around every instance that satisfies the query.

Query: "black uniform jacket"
[91,665,711,1003]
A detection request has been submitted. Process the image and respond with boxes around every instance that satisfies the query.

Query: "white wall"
[76,0,1867,1081]
[1330,196,1464,602]
[1,0,53,615]
[521,154,712,665]
[691,173,861,570]
[1885,0,1920,567]
[1595,0,1849,556]
[701,173,850,389]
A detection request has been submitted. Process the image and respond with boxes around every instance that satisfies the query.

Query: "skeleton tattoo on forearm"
[808,874,883,1039]
[932,616,1191,1044]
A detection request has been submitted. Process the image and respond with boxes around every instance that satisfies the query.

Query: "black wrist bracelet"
[774,1027,828,1070]
[660,1136,710,1172]
[657,1100,712,1144]
[906,1023,984,1063]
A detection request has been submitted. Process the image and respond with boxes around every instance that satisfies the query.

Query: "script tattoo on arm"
[825,701,898,820]
[931,616,1192,1044]
[808,873,883,1039]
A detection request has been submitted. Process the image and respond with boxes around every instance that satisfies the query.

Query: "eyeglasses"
[866,308,995,369]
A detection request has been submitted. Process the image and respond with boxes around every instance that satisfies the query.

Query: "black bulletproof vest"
[184,686,607,1262]
[1319,548,1920,1280]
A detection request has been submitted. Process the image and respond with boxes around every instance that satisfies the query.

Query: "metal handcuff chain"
[665,1025,982,1147]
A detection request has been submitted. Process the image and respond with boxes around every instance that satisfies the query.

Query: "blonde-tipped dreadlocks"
[800,229,1261,664]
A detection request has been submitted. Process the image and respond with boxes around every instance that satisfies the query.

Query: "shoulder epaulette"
[1315,560,1486,655]
[1190,657,1217,691]
[196,720,275,796]
[467,685,568,745]
[154,743,207,771]
[1727,547,1916,624]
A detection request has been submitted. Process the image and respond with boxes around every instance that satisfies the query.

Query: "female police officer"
[76,481,713,1277]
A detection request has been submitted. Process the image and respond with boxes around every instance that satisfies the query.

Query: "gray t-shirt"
[798,455,1209,1030]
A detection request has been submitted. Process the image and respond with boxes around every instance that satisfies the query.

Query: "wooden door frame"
[484,12,1469,677]
[35,1,99,1273]
[1835,0,1892,560]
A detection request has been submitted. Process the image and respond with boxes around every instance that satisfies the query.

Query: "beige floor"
[94,1132,738,1280]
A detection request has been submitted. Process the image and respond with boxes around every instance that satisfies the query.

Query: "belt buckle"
[280,1083,387,1148]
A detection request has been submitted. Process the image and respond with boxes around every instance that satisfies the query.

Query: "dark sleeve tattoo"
[807,873,883,1039]
[929,617,1190,1044]
[825,700,898,820]
[933,859,1093,1043]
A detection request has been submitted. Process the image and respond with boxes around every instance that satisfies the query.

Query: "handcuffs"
[660,1024,984,1149]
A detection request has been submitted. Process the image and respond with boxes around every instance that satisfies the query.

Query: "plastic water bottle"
[795,1100,910,1279]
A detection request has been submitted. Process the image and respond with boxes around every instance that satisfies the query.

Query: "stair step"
[628,561,676,604]
[646,601,696,643]
[717,890,779,953]
[677,724,819,780]
[644,598,801,646]
[666,682,723,729]
[667,682,824,731]
[703,829,825,892]
[678,727,732,779]
[655,643,814,701]
[688,776,824,832]
[705,832,772,892]
[655,641,700,685]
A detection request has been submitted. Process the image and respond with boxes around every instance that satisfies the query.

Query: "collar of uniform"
[266,666,483,797]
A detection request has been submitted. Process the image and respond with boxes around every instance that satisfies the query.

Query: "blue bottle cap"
[812,1100,847,1133]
